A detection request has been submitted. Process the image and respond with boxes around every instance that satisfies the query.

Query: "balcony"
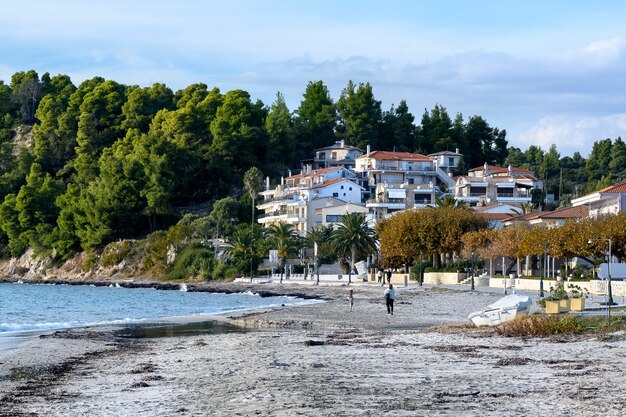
[366,198,406,209]
[370,164,434,172]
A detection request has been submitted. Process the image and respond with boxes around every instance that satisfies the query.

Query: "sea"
[0,282,318,356]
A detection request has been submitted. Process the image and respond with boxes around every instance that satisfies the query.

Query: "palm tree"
[305,225,333,281]
[435,195,465,208]
[266,222,299,282]
[224,227,257,276]
[243,167,264,227]
[331,213,378,285]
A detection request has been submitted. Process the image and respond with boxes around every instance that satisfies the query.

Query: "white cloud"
[515,114,626,157]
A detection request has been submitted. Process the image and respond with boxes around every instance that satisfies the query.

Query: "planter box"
[423,272,466,285]
[570,297,585,312]
[558,299,570,313]
[545,300,560,314]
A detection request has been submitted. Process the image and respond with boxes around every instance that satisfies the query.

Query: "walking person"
[348,289,354,312]
[384,284,395,315]
[377,269,383,284]
[386,269,392,284]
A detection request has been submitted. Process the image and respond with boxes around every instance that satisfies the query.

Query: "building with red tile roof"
[572,179,626,217]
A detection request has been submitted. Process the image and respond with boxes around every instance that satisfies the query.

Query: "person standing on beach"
[384,284,395,315]
[348,289,354,312]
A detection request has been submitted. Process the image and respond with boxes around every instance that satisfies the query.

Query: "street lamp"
[588,238,613,322]
[418,250,423,286]
[470,251,475,291]
[540,242,547,298]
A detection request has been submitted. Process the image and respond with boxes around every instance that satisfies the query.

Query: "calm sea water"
[0,282,317,355]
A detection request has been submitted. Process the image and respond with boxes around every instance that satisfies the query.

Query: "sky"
[1,0,626,158]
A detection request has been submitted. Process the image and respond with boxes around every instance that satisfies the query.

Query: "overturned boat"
[468,294,532,327]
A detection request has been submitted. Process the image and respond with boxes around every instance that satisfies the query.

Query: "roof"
[356,150,432,162]
[468,165,533,174]
[314,140,364,153]
[286,166,342,180]
[536,205,589,219]
[476,212,514,221]
[504,211,548,222]
[428,150,462,157]
[596,180,626,194]
[310,178,362,189]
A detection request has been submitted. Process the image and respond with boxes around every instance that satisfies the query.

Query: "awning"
[387,189,406,199]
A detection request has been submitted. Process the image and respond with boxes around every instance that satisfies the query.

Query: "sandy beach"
[1,283,625,416]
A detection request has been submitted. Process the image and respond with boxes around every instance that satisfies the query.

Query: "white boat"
[468,294,532,327]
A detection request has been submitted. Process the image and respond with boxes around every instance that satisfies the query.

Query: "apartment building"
[455,163,542,207]
[257,166,363,235]
[571,180,626,217]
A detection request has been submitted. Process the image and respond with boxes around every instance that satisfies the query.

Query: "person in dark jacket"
[384,284,396,315]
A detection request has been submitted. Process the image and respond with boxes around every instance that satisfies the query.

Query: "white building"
[257,167,363,235]
[455,163,542,207]
[305,140,364,171]
[428,149,463,175]
[571,180,626,217]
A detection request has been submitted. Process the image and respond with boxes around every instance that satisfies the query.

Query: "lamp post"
[588,238,613,322]
[470,251,475,291]
[540,242,547,298]
[314,242,319,285]
[502,256,507,295]
[418,250,423,286]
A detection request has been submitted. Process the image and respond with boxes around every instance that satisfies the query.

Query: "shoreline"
[1,283,625,416]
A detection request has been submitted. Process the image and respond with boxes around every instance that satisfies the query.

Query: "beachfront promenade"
[236,272,626,314]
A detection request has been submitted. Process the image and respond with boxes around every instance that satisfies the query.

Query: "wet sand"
[1,283,625,416]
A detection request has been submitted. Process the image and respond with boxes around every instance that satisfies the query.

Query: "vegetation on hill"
[0,69,625,278]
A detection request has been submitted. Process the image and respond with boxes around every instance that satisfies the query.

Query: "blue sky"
[2,0,626,158]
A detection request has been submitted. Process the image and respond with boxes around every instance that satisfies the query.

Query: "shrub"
[211,261,238,281]
[570,264,593,281]
[165,243,213,281]
[101,240,133,267]
[496,315,626,337]
[496,315,584,337]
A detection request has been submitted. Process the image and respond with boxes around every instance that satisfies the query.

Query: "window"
[448,157,455,166]
[341,185,344,189]
[331,151,337,160]
[318,152,326,160]
[326,215,342,223]
[333,192,339,197]
[408,178,414,185]
[349,187,352,191]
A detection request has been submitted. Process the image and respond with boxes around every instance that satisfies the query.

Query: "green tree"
[243,166,264,227]
[380,99,415,152]
[304,225,335,266]
[208,197,240,238]
[336,81,382,150]
[72,80,127,184]
[121,83,175,132]
[266,222,299,282]
[415,105,452,155]
[265,92,295,175]
[295,81,337,160]
[33,75,77,173]
[540,144,560,196]
[209,90,267,183]
[225,226,260,275]
[330,212,378,284]
[609,137,626,180]
[11,70,43,123]
[586,138,612,181]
